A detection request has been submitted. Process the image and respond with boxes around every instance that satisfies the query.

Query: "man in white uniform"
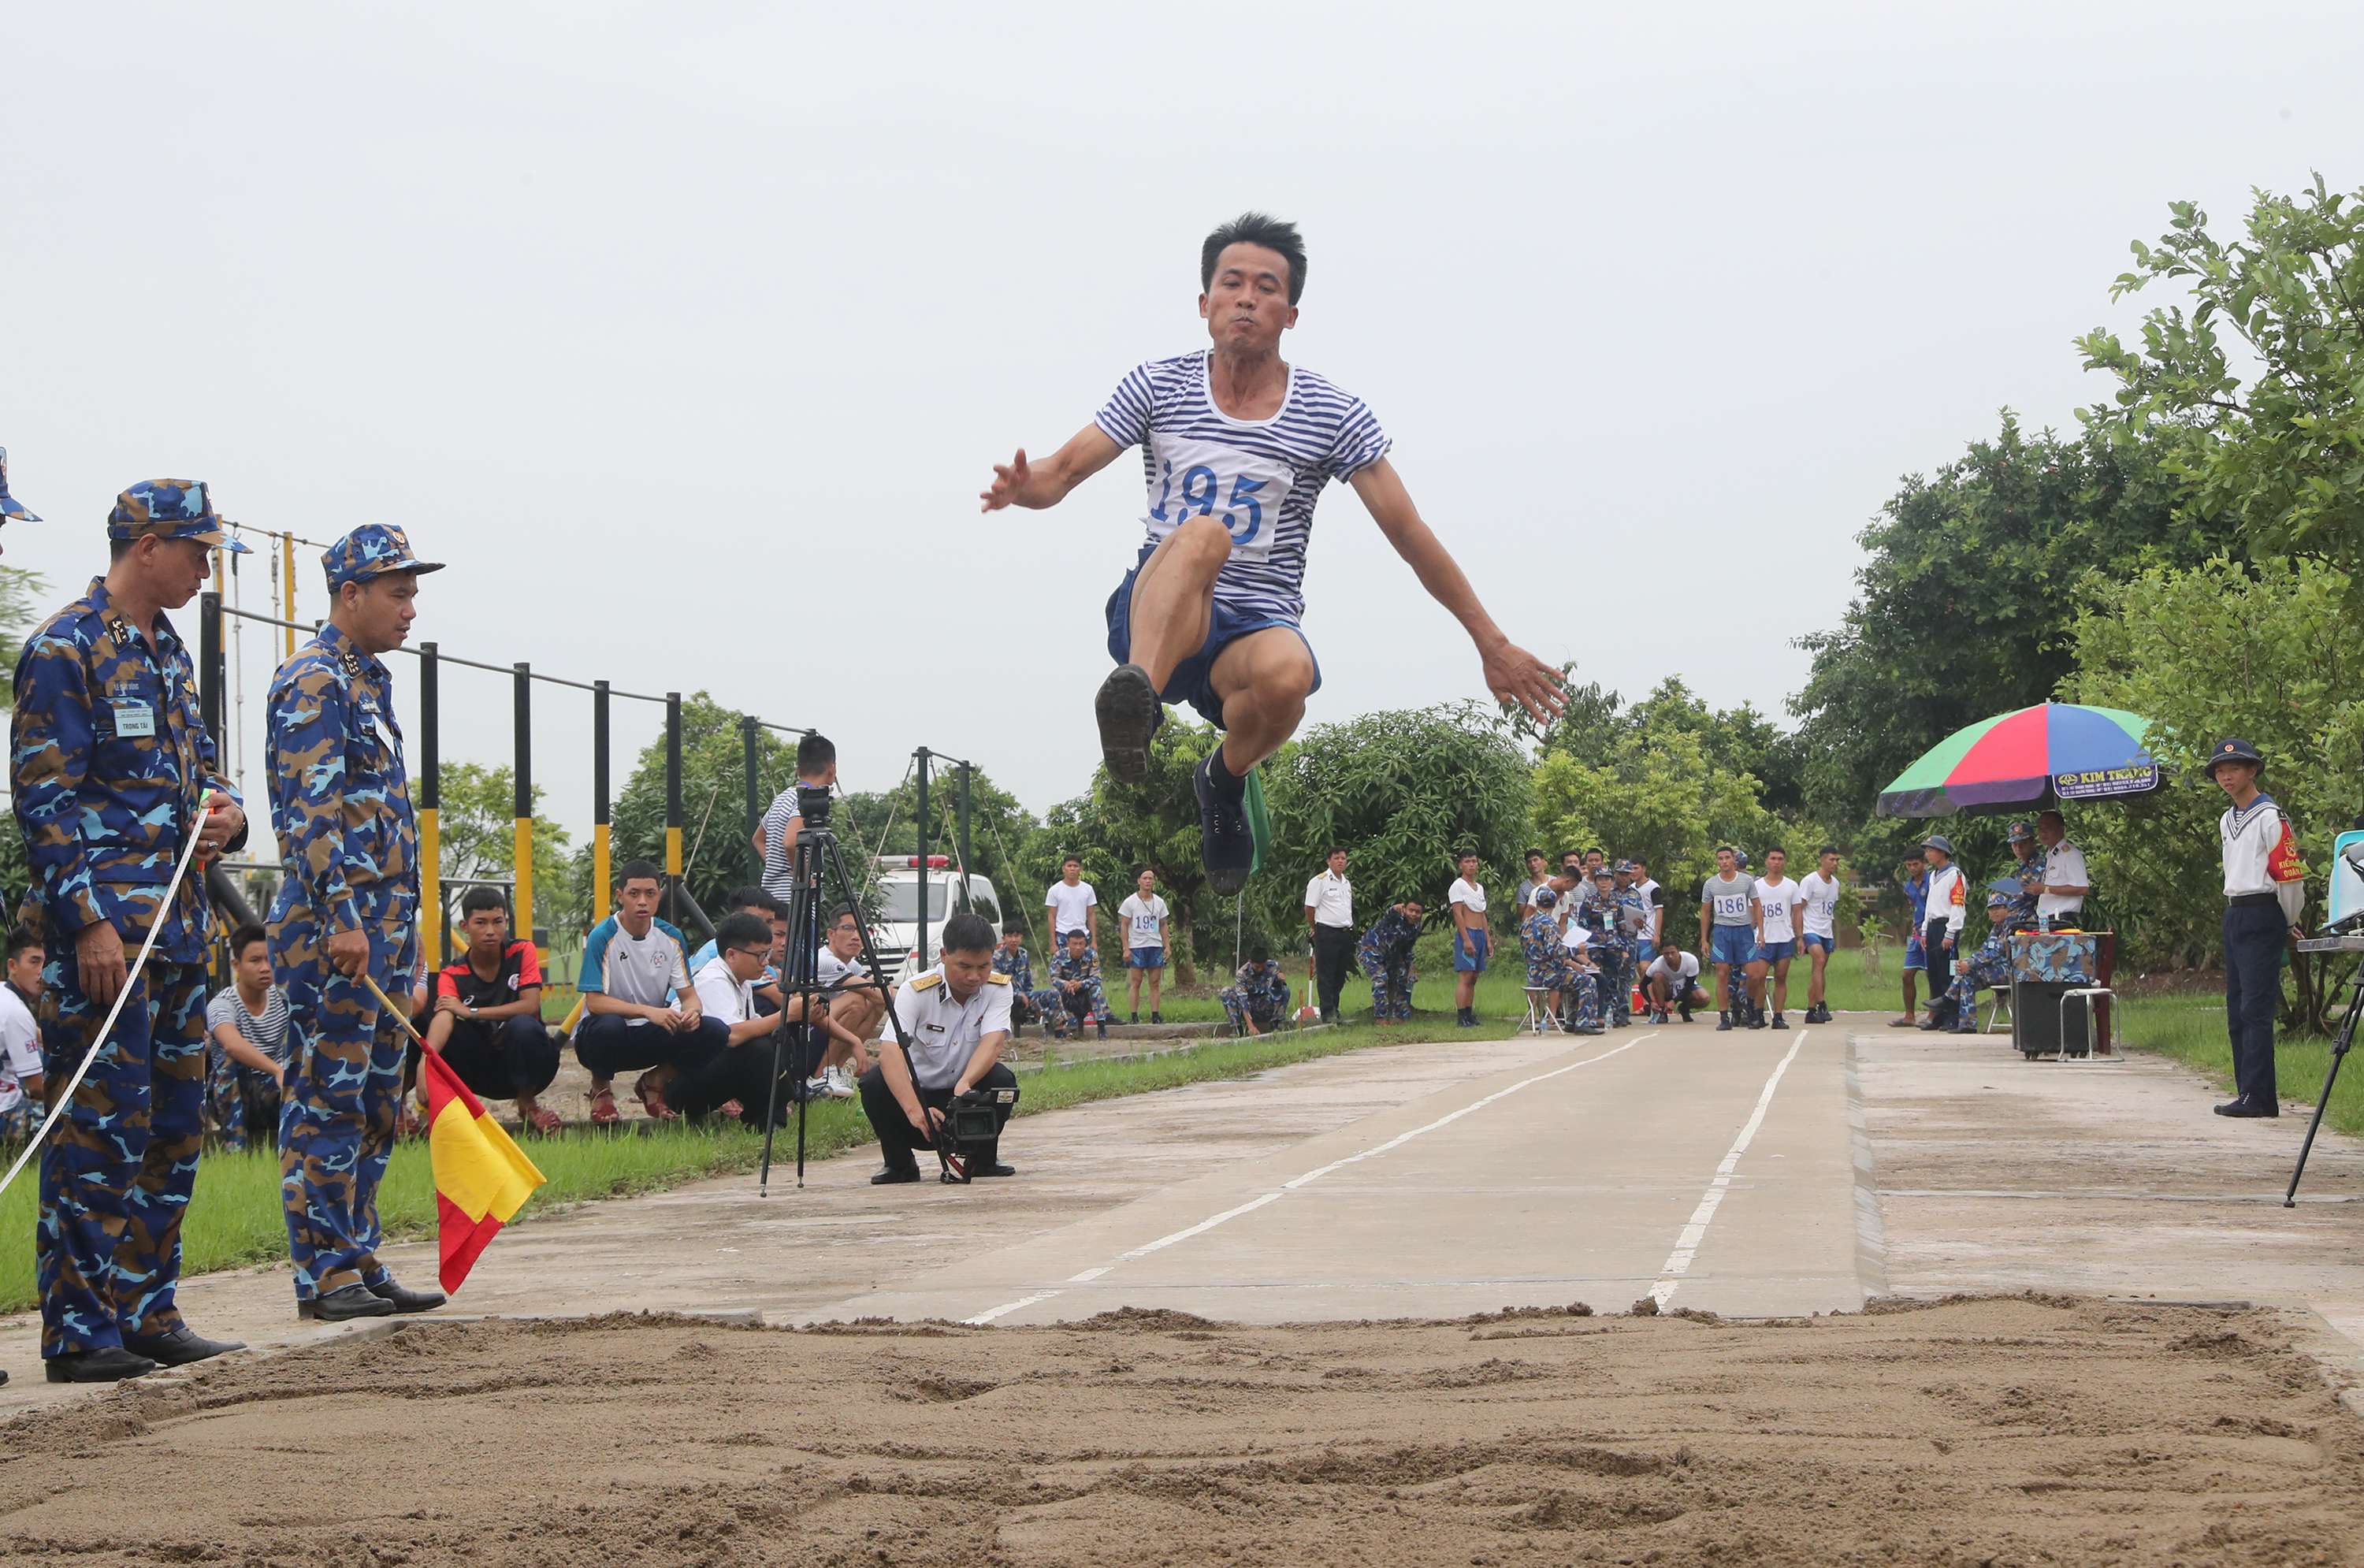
[2205,738,2307,1118]
[861,912,1020,1183]
[2035,811,2090,923]
[1303,846,1355,1024]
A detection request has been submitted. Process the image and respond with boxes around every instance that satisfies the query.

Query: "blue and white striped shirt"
[1095,351,1391,624]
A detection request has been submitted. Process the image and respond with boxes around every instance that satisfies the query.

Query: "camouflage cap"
[106,479,248,552]
[2005,821,2035,844]
[322,522,445,591]
[0,447,41,523]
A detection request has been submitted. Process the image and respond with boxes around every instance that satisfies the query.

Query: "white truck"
[866,856,1002,983]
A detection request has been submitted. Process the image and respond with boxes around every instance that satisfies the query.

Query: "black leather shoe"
[2213,1098,2280,1118]
[870,1165,922,1185]
[303,1284,397,1322]
[1916,1017,1946,1031]
[368,1279,448,1313]
[122,1325,246,1366]
[44,1347,157,1384]
[1716,1013,1732,1031]
[970,1162,1017,1178]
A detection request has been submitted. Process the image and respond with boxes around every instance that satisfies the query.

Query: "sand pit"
[2,1295,2358,1566]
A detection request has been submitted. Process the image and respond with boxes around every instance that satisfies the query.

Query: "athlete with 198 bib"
[979,213,1564,893]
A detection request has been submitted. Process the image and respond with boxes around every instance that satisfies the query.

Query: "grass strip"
[2114,992,2361,1141]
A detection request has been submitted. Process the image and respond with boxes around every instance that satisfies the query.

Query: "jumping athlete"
[979,213,1563,893]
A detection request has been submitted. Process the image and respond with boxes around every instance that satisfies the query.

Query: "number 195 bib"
[1140,435,1298,565]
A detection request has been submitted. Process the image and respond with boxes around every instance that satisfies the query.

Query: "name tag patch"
[112,700,155,738]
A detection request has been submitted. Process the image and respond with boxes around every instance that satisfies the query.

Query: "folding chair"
[1522,987,1559,1035]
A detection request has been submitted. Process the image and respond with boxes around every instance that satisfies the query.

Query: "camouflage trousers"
[1592,942,1634,1025]
[33,951,207,1359]
[0,1098,36,1145]
[1221,985,1288,1035]
[1944,946,2015,1020]
[1559,971,1602,1030]
[1359,945,1414,1020]
[204,1042,281,1153]
[1035,980,1105,1037]
[275,912,414,1302]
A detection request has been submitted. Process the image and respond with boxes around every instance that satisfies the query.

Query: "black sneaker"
[1150,1012,1162,1024]
[1771,1013,1789,1030]
[1095,663,1164,784]
[1716,1013,1733,1031]
[1749,1010,1767,1030]
[1128,1013,1139,1024]
[1194,754,1254,896]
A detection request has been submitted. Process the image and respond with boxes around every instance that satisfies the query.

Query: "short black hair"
[228,923,266,958]
[109,537,136,564]
[616,858,663,888]
[827,902,860,928]
[1819,845,1840,859]
[1586,847,1606,859]
[734,888,787,920]
[461,886,509,918]
[1061,854,1081,868]
[1326,845,1347,860]
[940,911,996,955]
[1201,211,1307,305]
[1525,848,1545,863]
[7,927,46,965]
[797,732,834,776]
[714,911,772,954]
[1457,849,1479,864]
[1765,845,1786,858]
[1064,927,1088,942]
[1249,938,1273,964]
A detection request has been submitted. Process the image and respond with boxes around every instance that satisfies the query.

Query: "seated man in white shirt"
[2035,811,2090,923]
[862,912,1020,1184]
[572,861,729,1124]
[798,905,884,1098]
[0,928,47,1146]
[677,911,785,1124]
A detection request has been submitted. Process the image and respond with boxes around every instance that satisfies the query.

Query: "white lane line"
[958,1033,1656,1326]
[1649,1031,1808,1309]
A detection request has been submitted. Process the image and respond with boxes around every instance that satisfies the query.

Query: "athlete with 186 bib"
[979,213,1564,894]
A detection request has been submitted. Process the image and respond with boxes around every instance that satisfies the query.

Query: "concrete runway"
[6,1012,2362,1417]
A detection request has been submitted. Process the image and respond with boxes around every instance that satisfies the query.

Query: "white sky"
[5,2,2356,834]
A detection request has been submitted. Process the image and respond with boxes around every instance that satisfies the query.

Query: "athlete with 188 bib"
[979,213,1564,893]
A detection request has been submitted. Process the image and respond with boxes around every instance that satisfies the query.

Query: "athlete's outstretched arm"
[1350,458,1567,724]
[979,425,1124,511]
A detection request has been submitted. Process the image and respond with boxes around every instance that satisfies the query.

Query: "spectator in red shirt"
[426,886,561,1132]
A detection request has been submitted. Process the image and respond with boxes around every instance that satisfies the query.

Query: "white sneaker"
[824,1066,856,1099]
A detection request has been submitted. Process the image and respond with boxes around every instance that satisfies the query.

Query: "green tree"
[2078,176,2364,584]
[831,764,1036,923]
[1787,415,2225,842]
[1256,702,1533,938]
[605,693,800,925]
[2064,555,2360,1024]
[432,760,581,940]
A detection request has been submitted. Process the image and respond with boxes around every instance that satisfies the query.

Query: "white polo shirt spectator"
[1303,867,1353,929]
[692,954,755,1027]
[0,980,42,1119]
[1044,875,1098,944]
[578,914,694,1022]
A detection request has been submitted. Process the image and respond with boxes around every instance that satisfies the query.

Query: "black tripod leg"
[2285,968,2360,1206]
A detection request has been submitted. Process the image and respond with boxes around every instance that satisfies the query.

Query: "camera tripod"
[757,784,920,1195]
[2285,934,2363,1206]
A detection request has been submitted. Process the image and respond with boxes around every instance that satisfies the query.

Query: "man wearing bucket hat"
[2206,738,2307,1118]
[1913,834,1968,1031]
[12,478,252,1383]
[268,523,448,1320]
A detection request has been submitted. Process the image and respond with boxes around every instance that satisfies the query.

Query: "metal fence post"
[513,661,533,946]
[957,760,973,911]
[593,680,611,926]
[742,713,760,875]
[915,747,930,971]
[664,691,684,909]
[419,640,442,970]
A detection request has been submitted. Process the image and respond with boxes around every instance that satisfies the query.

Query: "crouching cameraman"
[861,912,1020,1184]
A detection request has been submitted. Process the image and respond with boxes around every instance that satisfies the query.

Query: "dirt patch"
[2,1296,2358,1566]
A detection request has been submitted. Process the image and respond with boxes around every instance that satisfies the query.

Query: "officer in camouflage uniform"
[1580,868,1637,1027]
[992,928,1037,1029]
[1519,888,1567,996]
[269,524,447,1323]
[1221,946,1291,1035]
[13,477,251,1383]
[1043,929,1106,1039]
[1359,898,1423,1022]
[2003,823,2044,927]
[1931,888,2019,1034]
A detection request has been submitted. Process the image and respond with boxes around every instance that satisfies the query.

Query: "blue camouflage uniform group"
[1579,873,1644,1027]
[1358,903,1422,1020]
[1518,889,1602,1032]
[1220,956,1291,1035]
[992,939,1035,1024]
[1032,942,1107,1039]
[9,477,251,1378]
[267,524,443,1317]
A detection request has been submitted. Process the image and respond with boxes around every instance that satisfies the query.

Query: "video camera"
[797,783,831,829]
[935,1083,1020,1184]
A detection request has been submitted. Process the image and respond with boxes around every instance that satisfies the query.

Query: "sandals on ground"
[589,1087,621,1125]
[521,1102,563,1135]
[634,1076,679,1121]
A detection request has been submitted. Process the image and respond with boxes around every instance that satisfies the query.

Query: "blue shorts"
[1634,940,1658,968]
[1452,930,1489,972]
[1710,927,1755,968]
[1106,567,1323,728]
[1127,946,1165,970]
[1801,932,1835,955]
[1753,939,1797,965]
[1903,938,1926,971]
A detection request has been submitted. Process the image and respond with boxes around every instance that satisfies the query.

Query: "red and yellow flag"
[422,1049,547,1295]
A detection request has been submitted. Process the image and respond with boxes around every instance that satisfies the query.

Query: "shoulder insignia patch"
[985,971,1010,985]
[911,973,944,991]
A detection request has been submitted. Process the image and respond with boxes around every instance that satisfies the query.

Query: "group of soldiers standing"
[2,459,448,1387]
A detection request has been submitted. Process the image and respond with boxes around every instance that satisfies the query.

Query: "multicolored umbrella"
[1877,702,2160,818]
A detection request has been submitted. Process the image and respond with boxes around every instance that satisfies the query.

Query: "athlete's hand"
[979,448,1031,512]
[76,921,129,1007]
[1481,638,1567,726]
